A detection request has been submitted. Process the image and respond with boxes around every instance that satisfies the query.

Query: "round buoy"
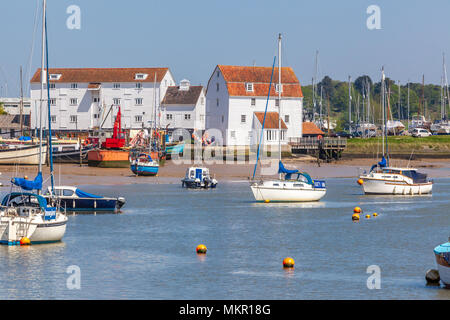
[20,237,30,246]
[24,176,28,180]
[425,269,440,284]
[357,179,364,185]
[196,244,207,254]
[353,207,362,214]
[352,213,360,221]
[264,199,270,203]
[373,213,378,217]
[365,214,371,219]
[283,257,295,268]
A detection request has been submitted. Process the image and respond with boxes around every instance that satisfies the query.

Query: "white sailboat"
[0,0,67,245]
[250,34,327,202]
[430,53,450,135]
[358,68,433,195]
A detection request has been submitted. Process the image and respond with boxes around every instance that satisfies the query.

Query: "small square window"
[113,98,121,105]
[136,83,143,89]
[245,83,254,91]
[70,83,78,89]
[241,115,246,123]
[70,115,77,123]
[275,99,280,107]
[113,83,120,89]
[49,83,56,89]
[135,115,143,122]
[70,98,78,106]
[251,98,256,106]
[166,114,173,120]
[135,98,143,105]
[184,114,191,120]
[285,115,289,123]
[275,84,283,93]
[49,98,56,106]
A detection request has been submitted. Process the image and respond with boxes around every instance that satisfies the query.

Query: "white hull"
[0,213,67,244]
[361,179,433,195]
[29,218,67,243]
[251,182,326,202]
[0,145,47,165]
[436,264,450,288]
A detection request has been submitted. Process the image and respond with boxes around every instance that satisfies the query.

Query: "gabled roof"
[161,86,203,105]
[217,65,303,98]
[30,68,169,83]
[254,112,287,129]
[302,122,324,135]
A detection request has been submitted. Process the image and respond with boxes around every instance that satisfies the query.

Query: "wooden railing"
[288,137,347,150]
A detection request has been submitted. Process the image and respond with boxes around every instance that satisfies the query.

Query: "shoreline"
[0,157,449,187]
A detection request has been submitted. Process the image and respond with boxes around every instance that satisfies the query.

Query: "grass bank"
[343,135,450,159]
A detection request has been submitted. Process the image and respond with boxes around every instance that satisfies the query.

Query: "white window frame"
[241,115,246,123]
[70,83,78,89]
[135,98,143,106]
[284,115,289,123]
[113,98,121,105]
[134,115,143,122]
[70,98,78,106]
[166,114,173,120]
[245,83,254,92]
[251,98,256,106]
[70,115,77,123]
[135,83,143,89]
[275,84,283,93]
[113,83,121,89]
[184,114,191,120]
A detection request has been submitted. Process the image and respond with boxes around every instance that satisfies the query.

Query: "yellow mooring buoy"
[196,244,207,254]
[283,257,295,268]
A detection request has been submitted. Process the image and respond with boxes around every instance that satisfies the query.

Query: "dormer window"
[70,83,78,89]
[113,83,120,89]
[179,79,190,91]
[275,84,283,93]
[135,73,148,80]
[245,83,254,92]
[49,74,61,80]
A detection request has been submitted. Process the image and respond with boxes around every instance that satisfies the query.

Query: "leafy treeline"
[302,75,447,128]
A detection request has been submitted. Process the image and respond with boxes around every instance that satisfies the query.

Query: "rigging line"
[252,55,276,180]
[45,10,55,193]
[26,0,41,95]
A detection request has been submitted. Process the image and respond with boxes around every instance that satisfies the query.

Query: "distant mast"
[278,33,282,180]
[38,0,47,174]
[19,66,24,137]
[348,76,351,134]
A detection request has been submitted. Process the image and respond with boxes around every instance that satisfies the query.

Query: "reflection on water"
[0,178,449,299]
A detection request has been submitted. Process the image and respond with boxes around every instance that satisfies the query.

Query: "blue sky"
[1,0,450,97]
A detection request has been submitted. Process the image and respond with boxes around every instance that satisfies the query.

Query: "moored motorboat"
[181,167,218,189]
[434,238,450,288]
[43,186,125,212]
[358,157,433,195]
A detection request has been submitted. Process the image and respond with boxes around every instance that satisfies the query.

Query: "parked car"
[336,131,353,138]
[411,128,432,137]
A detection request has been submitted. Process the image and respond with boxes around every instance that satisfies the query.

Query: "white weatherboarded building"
[30,67,175,132]
[160,79,206,134]
[205,65,303,146]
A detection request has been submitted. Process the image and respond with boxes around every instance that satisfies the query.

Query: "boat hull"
[45,196,123,211]
[435,253,450,288]
[131,164,159,176]
[251,185,326,202]
[181,179,217,189]
[29,218,67,243]
[361,179,433,195]
[0,144,47,165]
[87,149,129,168]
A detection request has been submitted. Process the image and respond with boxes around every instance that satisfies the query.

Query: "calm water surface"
[0,178,449,300]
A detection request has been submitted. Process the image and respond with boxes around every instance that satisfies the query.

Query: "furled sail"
[12,172,42,191]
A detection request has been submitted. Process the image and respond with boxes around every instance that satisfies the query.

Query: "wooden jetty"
[289,137,347,162]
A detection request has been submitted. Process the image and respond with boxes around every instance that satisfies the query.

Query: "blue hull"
[44,197,122,211]
[131,164,159,176]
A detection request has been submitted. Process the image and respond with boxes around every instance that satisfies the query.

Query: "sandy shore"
[0,156,448,187]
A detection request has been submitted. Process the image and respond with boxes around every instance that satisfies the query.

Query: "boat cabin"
[377,167,428,183]
[184,167,211,181]
[44,186,79,197]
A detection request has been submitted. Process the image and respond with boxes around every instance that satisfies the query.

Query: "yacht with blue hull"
[44,186,125,212]
[130,153,159,176]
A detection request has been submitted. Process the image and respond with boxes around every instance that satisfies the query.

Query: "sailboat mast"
[19,66,24,137]
[381,67,385,158]
[38,0,47,174]
[407,80,410,127]
[278,33,282,179]
[348,76,351,134]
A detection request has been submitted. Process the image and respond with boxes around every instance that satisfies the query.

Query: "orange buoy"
[353,207,362,214]
[264,199,270,203]
[283,257,295,268]
[365,214,371,219]
[373,212,378,217]
[357,179,364,185]
[20,237,30,246]
[196,244,207,254]
[352,213,360,221]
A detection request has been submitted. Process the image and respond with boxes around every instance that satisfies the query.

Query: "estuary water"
[0,178,449,300]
